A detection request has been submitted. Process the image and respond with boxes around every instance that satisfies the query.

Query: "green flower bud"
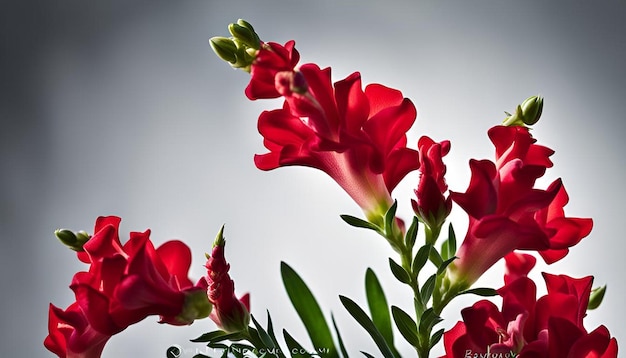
[209,37,238,64]
[502,95,544,127]
[55,229,77,246]
[228,23,260,50]
[55,229,91,252]
[588,285,607,310]
[520,95,543,125]
[212,224,226,248]
[176,289,213,324]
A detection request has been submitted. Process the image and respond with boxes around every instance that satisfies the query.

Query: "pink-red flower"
[205,227,250,333]
[45,216,211,358]
[412,136,452,234]
[446,126,592,287]
[248,43,419,218]
[441,253,618,357]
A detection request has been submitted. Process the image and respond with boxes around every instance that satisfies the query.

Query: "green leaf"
[281,262,338,358]
[588,285,607,310]
[460,287,499,297]
[331,314,350,358]
[284,329,314,358]
[190,330,243,343]
[340,215,381,232]
[391,306,419,347]
[437,256,457,275]
[365,268,394,348]
[429,328,445,349]
[251,314,276,349]
[384,200,399,236]
[404,217,419,250]
[420,274,437,304]
[339,295,396,358]
[389,258,411,284]
[429,247,443,268]
[440,224,457,260]
[412,244,432,275]
[418,308,442,333]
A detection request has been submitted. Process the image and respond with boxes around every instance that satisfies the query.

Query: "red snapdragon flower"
[245,40,300,100]
[446,126,592,287]
[412,136,452,235]
[249,42,419,218]
[441,253,618,357]
[45,216,211,358]
[205,227,250,333]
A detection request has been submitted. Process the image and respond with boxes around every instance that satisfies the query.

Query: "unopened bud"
[209,37,238,64]
[228,23,260,50]
[213,225,226,248]
[55,229,91,252]
[519,95,543,125]
[588,285,607,310]
[502,95,543,127]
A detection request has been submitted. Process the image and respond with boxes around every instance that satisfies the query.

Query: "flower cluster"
[45,19,617,358]
[442,253,618,357]
[45,217,249,358]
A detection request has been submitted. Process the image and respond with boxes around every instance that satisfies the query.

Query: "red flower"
[441,253,618,357]
[412,136,452,234]
[245,41,300,100]
[45,216,211,358]
[252,61,419,219]
[446,126,592,287]
[205,227,250,333]
[44,303,110,358]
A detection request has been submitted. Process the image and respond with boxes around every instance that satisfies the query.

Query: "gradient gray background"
[2,1,625,356]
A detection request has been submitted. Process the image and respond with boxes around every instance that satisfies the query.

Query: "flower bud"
[209,37,238,64]
[588,285,607,310]
[502,95,543,127]
[519,95,543,125]
[228,22,260,50]
[55,229,90,251]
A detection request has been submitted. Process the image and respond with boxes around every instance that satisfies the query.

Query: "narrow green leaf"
[420,274,437,304]
[190,330,242,343]
[459,287,499,297]
[340,214,381,232]
[429,247,443,267]
[281,262,339,358]
[429,328,445,349]
[339,295,396,358]
[384,200,399,235]
[365,268,394,348]
[389,258,411,284]
[418,308,442,333]
[447,224,457,256]
[404,217,419,250]
[391,306,419,347]
[588,285,607,310]
[331,314,350,358]
[284,329,314,358]
[251,314,275,349]
[412,244,432,275]
[437,256,457,275]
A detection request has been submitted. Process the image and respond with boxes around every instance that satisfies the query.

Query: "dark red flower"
[45,216,211,357]
[412,136,452,234]
[245,41,300,100]
[205,227,250,333]
[441,254,618,357]
[253,63,419,219]
[446,126,592,287]
[44,303,110,358]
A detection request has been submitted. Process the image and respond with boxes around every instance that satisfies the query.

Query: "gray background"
[2,1,625,356]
